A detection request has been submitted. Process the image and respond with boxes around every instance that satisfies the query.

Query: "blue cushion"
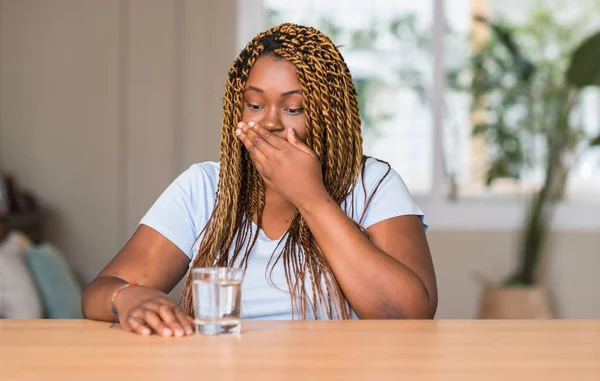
[25,244,83,319]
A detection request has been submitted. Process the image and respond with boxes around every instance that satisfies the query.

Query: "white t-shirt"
[140,157,426,320]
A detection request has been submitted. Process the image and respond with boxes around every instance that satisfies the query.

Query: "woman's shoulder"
[357,156,406,191]
[151,161,221,216]
[139,161,221,258]
[174,161,220,194]
[346,156,425,229]
[361,156,393,178]
[183,161,220,181]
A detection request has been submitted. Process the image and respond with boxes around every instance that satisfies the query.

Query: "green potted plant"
[454,5,600,317]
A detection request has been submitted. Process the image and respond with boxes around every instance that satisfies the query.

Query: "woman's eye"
[285,108,304,116]
[245,102,263,111]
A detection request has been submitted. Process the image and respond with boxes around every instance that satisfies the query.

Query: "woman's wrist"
[290,182,329,211]
[295,188,334,215]
[110,283,145,323]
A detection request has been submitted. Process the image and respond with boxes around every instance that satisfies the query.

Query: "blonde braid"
[182,24,367,319]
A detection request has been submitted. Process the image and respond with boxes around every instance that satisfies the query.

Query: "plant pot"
[478,285,554,319]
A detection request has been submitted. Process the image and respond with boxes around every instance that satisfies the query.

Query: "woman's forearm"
[297,193,435,319]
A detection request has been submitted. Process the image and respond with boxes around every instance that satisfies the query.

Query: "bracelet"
[109,282,140,327]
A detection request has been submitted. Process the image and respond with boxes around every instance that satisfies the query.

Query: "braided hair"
[181,23,386,319]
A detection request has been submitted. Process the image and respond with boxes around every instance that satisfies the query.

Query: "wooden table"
[1,319,598,380]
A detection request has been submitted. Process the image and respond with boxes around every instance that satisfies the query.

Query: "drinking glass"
[191,267,245,335]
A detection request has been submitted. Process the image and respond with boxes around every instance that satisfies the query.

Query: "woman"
[82,23,437,337]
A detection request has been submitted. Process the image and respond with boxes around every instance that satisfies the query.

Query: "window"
[445,0,600,201]
[264,0,435,195]
[236,0,600,229]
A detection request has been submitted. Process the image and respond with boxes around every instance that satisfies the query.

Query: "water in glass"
[192,268,244,335]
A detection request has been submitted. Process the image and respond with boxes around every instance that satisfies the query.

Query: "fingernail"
[248,121,255,127]
[163,328,172,336]
[175,328,184,337]
[142,328,150,335]
[236,129,242,136]
[185,327,194,335]
[237,122,244,129]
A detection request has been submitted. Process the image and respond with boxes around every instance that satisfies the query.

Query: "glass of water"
[191,267,245,335]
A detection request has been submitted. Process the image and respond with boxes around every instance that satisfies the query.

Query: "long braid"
[182,24,366,319]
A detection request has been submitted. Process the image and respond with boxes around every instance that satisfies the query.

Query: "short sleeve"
[357,159,427,231]
[139,162,219,259]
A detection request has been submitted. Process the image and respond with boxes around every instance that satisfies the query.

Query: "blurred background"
[0,0,599,319]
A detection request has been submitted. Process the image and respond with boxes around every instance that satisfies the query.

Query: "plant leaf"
[591,134,600,146]
[567,30,600,88]
[474,16,535,82]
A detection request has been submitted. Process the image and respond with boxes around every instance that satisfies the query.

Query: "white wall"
[1,0,598,319]
[0,0,234,284]
[429,230,600,319]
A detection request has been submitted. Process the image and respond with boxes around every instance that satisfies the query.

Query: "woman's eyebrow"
[244,86,302,97]
[281,89,302,97]
[245,86,264,93]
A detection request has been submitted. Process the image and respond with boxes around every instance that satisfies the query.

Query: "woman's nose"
[260,109,284,133]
